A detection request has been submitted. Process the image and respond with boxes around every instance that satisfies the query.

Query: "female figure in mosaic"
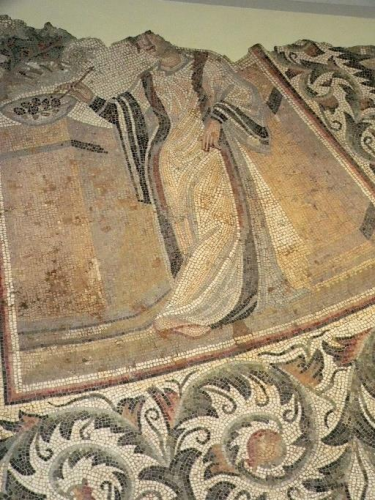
[61,32,287,338]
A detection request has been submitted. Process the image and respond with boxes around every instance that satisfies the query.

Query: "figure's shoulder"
[132,63,159,91]
[139,63,157,79]
[207,52,226,62]
[200,52,236,76]
[199,51,232,67]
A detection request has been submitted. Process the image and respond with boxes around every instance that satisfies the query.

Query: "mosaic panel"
[0,15,374,499]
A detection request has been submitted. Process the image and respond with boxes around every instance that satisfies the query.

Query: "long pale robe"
[89,52,289,328]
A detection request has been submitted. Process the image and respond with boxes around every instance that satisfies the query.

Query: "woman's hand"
[202,119,221,152]
[55,81,94,104]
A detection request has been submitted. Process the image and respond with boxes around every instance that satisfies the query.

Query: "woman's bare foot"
[173,324,211,338]
[156,327,175,340]
[154,318,211,339]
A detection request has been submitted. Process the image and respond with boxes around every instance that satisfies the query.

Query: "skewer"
[52,66,95,98]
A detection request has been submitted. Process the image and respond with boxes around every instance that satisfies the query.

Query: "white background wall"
[1,0,374,60]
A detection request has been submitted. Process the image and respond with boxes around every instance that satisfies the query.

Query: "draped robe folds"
[89,51,289,329]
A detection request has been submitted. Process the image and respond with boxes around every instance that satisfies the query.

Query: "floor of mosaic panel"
[0,14,374,500]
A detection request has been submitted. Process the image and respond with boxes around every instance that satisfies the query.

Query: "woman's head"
[129,31,174,59]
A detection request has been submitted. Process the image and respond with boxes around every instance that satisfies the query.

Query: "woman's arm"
[56,80,152,204]
[202,57,271,153]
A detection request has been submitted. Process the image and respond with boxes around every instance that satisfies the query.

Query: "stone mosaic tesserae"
[0,14,374,500]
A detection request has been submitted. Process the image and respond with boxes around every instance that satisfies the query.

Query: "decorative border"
[251,45,375,199]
